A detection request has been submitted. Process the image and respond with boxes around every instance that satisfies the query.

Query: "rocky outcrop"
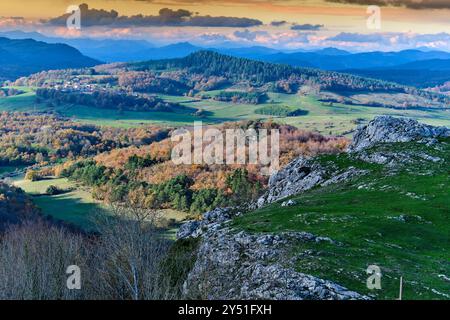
[177,208,237,239]
[256,157,366,207]
[178,208,365,300]
[257,157,325,207]
[182,226,366,300]
[178,116,449,301]
[349,116,449,152]
[256,116,449,206]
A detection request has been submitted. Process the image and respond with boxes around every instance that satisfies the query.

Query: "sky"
[0,0,449,51]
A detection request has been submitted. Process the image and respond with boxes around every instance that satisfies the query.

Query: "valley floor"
[1,87,449,136]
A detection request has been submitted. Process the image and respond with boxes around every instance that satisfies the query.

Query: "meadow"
[1,87,449,135]
[13,176,105,230]
[12,175,188,235]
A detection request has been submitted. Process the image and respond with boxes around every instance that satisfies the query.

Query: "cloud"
[270,20,287,27]
[326,0,450,10]
[0,16,34,28]
[199,33,230,42]
[325,32,450,51]
[136,0,450,10]
[233,29,269,40]
[231,28,314,47]
[291,24,324,31]
[327,32,392,44]
[46,3,263,28]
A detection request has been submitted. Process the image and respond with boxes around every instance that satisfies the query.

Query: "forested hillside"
[130,51,449,106]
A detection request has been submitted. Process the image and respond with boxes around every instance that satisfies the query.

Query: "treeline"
[0,112,169,166]
[60,159,261,215]
[36,88,181,113]
[0,87,23,97]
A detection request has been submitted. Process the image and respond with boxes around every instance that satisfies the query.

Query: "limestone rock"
[349,116,449,152]
[183,227,367,300]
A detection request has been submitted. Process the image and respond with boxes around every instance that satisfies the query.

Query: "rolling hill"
[0,37,100,80]
[128,51,449,108]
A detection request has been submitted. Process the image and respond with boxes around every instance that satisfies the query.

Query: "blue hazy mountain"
[2,31,449,68]
[0,37,100,80]
[344,59,450,87]
[0,31,205,62]
[0,30,449,87]
[259,49,450,70]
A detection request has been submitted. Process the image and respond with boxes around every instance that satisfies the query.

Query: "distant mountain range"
[0,37,100,80]
[0,31,198,63]
[0,30,449,87]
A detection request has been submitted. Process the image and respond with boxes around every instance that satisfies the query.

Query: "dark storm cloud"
[45,3,263,28]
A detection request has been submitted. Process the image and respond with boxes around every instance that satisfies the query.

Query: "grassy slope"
[13,176,188,235]
[0,165,24,175]
[232,140,450,300]
[1,87,449,133]
[13,177,106,230]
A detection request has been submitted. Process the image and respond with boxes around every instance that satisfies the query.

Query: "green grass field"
[0,165,25,175]
[232,140,450,300]
[2,87,448,134]
[12,176,188,234]
[13,177,106,230]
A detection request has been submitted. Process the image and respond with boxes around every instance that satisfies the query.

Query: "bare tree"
[86,205,174,300]
[0,220,86,300]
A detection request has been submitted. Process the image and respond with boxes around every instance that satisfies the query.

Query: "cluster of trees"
[192,76,229,92]
[94,120,348,190]
[60,157,261,215]
[0,112,169,166]
[0,87,23,97]
[0,183,37,232]
[118,72,190,96]
[255,105,309,117]
[212,91,268,104]
[36,88,180,113]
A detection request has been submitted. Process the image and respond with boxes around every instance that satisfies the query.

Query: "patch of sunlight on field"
[13,177,189,233]
[14,177,106,230]
[14,177,74,195]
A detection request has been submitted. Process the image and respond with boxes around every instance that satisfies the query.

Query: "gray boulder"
[281,199,297,207]
[349,116,449,152]
[183,227,367,300]
[176,208,235,240]
[257,157,326,207]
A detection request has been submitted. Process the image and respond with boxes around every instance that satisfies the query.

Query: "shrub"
[46,185,63,195]
[25,170,41,182]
